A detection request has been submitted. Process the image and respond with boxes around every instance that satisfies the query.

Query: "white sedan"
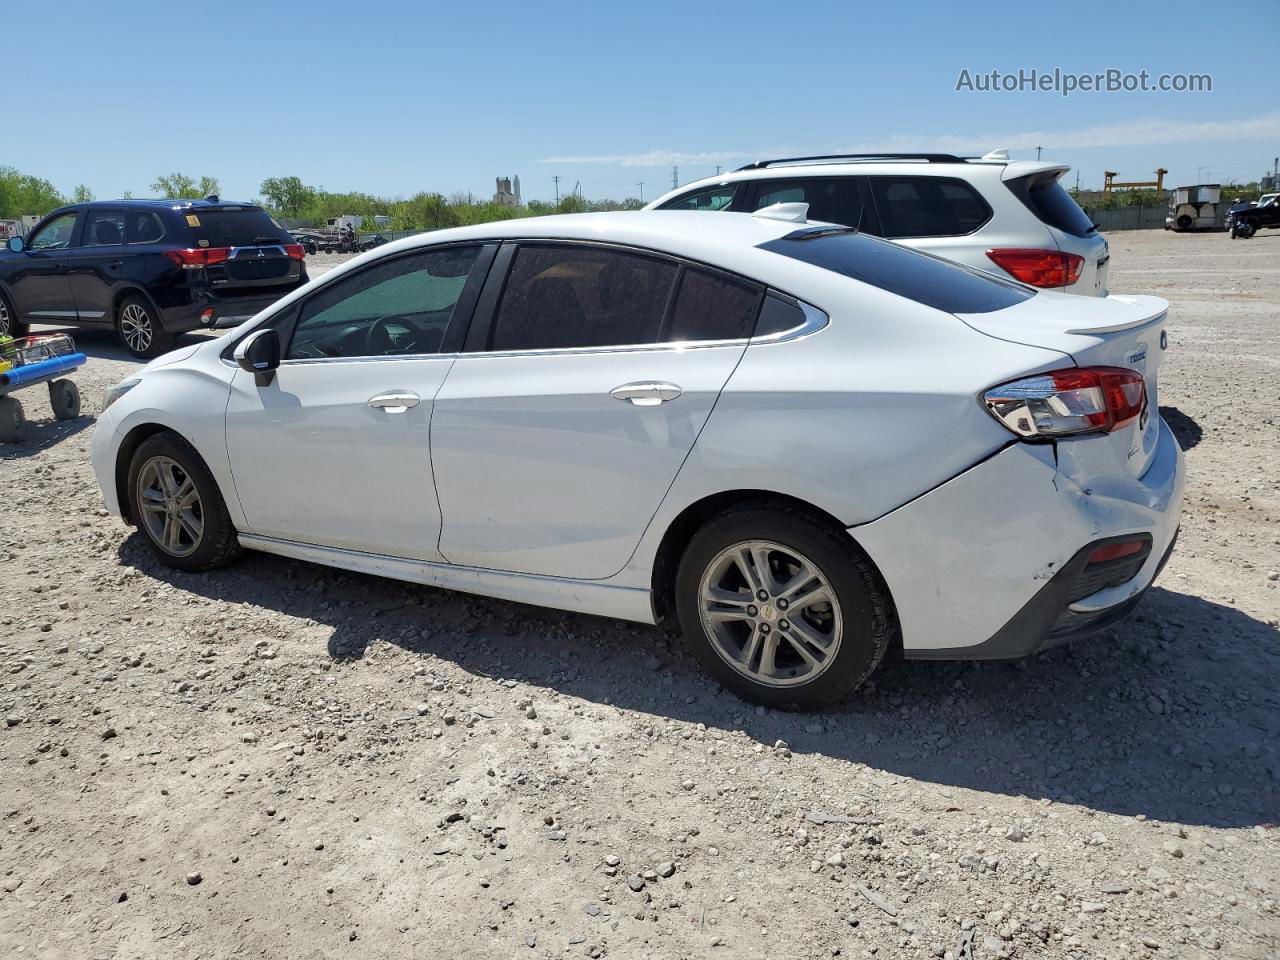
[91,209,1183,709]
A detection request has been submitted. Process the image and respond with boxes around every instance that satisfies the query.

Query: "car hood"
[139,342,202,372]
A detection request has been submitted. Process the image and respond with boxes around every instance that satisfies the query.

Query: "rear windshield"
[181,207,290,247]
[757,227,1035,314]
[1009,173,1096,238]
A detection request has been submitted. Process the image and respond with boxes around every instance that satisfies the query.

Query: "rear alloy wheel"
[116,295,172,359]
[128,432,241,572]
[0,291,29,339]
[676,506,893,709]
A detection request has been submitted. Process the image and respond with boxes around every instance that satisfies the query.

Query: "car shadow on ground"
[0,412,93,458]
[121,534,1279,829]
[1160,405,1204,451]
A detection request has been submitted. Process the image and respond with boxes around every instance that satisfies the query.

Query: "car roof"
[52,198,264,212]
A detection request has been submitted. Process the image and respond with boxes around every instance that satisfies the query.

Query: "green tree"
[0,166,67,218]
[71,184,94,203]
[260,176,315,217]
[151,173,221,199]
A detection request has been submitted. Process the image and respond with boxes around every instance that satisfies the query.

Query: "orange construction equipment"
[1103,168,1167,194]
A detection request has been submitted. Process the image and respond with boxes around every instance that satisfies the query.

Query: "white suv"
[648,151,1110,296]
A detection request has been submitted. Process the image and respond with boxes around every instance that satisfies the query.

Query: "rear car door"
[65,207,126,324]
[224,244,492,560]
[864,175,996,273]
[431,242,763,579]
[744,177,869,229]
[6,211,80,323]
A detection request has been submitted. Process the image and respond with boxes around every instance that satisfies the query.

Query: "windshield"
[758,227,1035,314]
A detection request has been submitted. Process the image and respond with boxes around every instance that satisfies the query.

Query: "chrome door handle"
[610,382,682,406]
[368,391,421,413]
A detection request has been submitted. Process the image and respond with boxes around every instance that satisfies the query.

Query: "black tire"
[1175,214,1193,230]
[674,505,894,710]
[1236,220,1257,240]
[48,378,80,420]
[0,290,29,339]
[127,432,241,572]
[0,397,23,443]
[116,295,173,359]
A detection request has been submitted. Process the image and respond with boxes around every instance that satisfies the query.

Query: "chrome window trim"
[750,302,829,344]
[279,353,460,366]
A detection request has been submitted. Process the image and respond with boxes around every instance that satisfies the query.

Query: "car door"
[431,242,763,580]
[223,243,494,560]
[863,175,997,273]
[744,176,870,229]
[7,211,80,323]
[65,207,126,324]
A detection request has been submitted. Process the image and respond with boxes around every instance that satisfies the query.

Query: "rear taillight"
[283,243,305,260]
[986,248,1085,288]
[983,366,1147,439]
[164,247,230,268]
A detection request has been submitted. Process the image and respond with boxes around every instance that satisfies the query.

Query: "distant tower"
[514,175,522,206]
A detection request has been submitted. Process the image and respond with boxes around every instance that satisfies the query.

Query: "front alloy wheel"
[698,540,843,687]
[136,455,205,557]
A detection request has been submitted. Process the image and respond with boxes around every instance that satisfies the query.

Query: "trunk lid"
[958,292,1168,478]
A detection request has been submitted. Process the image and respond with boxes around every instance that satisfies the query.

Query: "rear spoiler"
[1001,161,1071,182]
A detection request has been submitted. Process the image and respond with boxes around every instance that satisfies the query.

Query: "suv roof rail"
[736,152,971,171]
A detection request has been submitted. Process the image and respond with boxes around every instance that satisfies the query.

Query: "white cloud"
[542,113,1280,167]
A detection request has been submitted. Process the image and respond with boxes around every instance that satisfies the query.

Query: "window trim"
[864,174,993,239]
[125,210,167,245]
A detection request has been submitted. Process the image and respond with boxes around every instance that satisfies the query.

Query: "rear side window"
[867,176,991,238]
[126,212,164,244]
[757,228,1034,314]
[81,210,125,246]
[752,178,865,229]
[658,184,738,211]
[183,207,289,247]
[1008,172,1096,238]
[489,245,677,351]
[666,268,762,342]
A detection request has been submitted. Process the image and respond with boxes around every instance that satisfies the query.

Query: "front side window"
[753,178,865,229]
[666,268,762,342]
[659,184,738,211]
[488,245,677,351]
[81,210,126,247]
[27,212,78,251]
[867,176,991,238]
[287,246,480,360]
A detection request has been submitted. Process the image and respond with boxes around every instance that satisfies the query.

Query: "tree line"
[0,166,642,230]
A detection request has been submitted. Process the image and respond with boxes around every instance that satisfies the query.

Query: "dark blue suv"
[0,198,308,357]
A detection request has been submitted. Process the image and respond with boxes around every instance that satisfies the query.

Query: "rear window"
[867,176,991,238]
[1009,172,1096,239]
[757,227,1034,314]
[182,207,289,247]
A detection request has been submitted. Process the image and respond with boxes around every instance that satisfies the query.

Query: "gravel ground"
[1,234,1277,960]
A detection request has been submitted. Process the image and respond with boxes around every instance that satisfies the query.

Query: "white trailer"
[1165,184,1221,231]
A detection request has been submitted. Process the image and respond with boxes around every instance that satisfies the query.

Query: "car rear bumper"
[852,416,1185,659]
[158,284,303,333]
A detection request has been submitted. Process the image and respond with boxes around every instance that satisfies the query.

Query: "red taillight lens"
[986,248,1085,288]
[283,243,305,260]
[1087,539,1146,564]
[164,247,230,268]
[983,366,1147,438]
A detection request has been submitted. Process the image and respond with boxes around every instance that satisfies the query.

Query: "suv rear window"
[867,176,991,238]
[183,207,289,247]
[1008,172,1096,238]
[757,227,1034,314]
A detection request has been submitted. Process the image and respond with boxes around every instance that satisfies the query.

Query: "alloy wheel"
[120,303,153,353]
[136,456,204,557]
[0,298,11,336]
[697,540,843,687]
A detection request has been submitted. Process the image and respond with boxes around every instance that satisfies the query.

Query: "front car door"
[224,243,493,560]
[431,242,764,580]
[65,207,127,324]
[6,211,80,324]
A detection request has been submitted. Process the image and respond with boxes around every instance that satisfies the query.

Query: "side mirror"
[6,236,24,253]
[233,328,281,385]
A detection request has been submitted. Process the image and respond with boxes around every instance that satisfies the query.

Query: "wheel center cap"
[759,603,779,623]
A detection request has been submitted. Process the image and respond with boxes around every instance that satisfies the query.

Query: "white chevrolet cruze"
[91,209,1183,709]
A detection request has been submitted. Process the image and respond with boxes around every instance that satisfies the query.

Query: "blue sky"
[7,0,1277,203]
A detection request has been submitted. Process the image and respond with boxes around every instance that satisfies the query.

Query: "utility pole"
[715,165,721,176]
[637,182,644,203]
[1035,146,1042,161]
[672,166,678,190]
[553,175,560,202]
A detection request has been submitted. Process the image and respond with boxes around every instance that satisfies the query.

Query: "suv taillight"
[283,243,305,260]
[986,248,1084,288]
[165,247,230,268]
[984,366,1146,438]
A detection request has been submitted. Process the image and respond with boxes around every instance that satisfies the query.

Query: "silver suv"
[647,150,1110,296]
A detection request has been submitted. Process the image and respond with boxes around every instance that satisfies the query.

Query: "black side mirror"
[233,328,281,386]
[6,236,24,253]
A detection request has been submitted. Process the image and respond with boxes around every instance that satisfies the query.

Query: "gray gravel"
[1,233,1277,958]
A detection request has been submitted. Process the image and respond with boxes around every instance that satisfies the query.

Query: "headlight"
[102,378,141,412]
